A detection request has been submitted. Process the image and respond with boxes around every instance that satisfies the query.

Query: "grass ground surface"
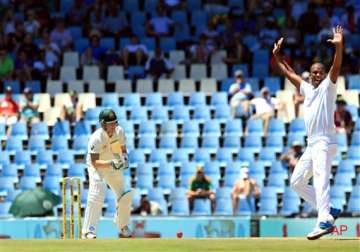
[0,238,359,252]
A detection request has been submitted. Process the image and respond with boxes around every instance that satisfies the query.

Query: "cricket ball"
[176,231,183,238]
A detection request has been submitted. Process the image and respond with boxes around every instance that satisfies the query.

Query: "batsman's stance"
[82,108,132,239]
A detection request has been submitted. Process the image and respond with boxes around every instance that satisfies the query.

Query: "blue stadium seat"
[31,122,49,139]
[15,150,32,168]
[289,119,306,134]
[5,137,23,154]
[244,135,262,150]
[160,37,176,53]
[10,122,28,140]
[192,198,211,215]
[73,135,89,155]
[336,133,348,152]
[330,185,347,207]
[247,119,264,136]
[129,149,146,167]
[214,105,231,122]
[348,146,360,165]
[347,105,359,122]
[146,93,163,108]
[193,106,211,123]
[287,132,305,146]
[258,187,278,215]
[136,173,153,191]
[337,160,356,176]
[211,92,228,106]
[36,150,54,167]
[223,135,241,152]
[1,164,19,183]
[236,197,253,215]
[252,63,269,78]
[215,187,232,200]
[347,197,360,214]
[224,119,243,137]
[334,173,354,192]
[150,149,168,165]
[139,120,156,137]
[138,136,156,151]
[28,136,46,153]
[171,198,190,216]
[24,164,41,181]
[160,121,177,136]
[130,106,148,123]
[45,164,63,177]
[101,93,119,107]
[73,120,92,137]
[214,198,233,215]
[194,148,211,163]
[56,150,75,168]
[0,177,15,191]
[224,173,239,188]
[267,173,285,193]
[237,148,256,163]
[189,92,206,107]
[354,119,360,132]
[0,123,5,140]
[68,163,86,181]
[52,120,71,139]
[268,119,286,136]
[158,174,175,191]
[172,106,190,123]
[51,137,69,152]
[167,92,184,107]
[203,120,221,137]
[348,74,360,90]
[151,106,169,123]
[264,77,281,94]
[4,80,20,93]
[281,196,300,216]
[182,121,199,137]
[172,149,191,164]
[127,66,145,80]
[119,120,135,138]
[259,147,279,165]
[216,148,233,164]
[19,176,38,190]
[159,135,177,150]
[202,135,219,151]
[265,134,284,150]
[0,202,12,218]
[351,132,360,146]
[124,94,141,108]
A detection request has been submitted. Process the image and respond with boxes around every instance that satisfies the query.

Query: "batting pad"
[115,190,133,229]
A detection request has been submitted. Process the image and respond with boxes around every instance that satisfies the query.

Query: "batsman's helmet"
[99,108,118,125]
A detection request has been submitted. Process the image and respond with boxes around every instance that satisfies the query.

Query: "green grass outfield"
[0,238,359,252]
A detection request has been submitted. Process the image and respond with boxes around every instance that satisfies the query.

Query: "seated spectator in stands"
[146,7,174,37]
[294,71,308,117]
[281,15,300,53]
[33,49,55,81]
[203,0,229,16]
[334,97,353,135]
[231,167,260,214]
[145,47,174,80]
[104,48,121,66]
[18,34,39,62]
[66,0,88,26]
[298,3,320,37]
[50,18,73,49]
[187,166,216,212]
[0,48,14,81]
[223,34,251,65]
[280,141,303,172]
[39,31,61,69]
[250,87,280,136]
[0,86,19,135]
[82,30,106,64]
[341,5,359,34]
[3,9,16,35]
[14,50,33,82]
[24,10,40,36]
[132,195,163,216]
[81,47,98,66]
[259,17,279,48]
[122,35,149,70]
[228,70,252,118]
[187,35,211,64]
[101,2,130,37]
[202,20,220,51]
[60,90,83,123]
[19,87,39,125]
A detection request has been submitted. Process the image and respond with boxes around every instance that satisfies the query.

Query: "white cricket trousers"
[290,139,336,223]
[82,167,126,235]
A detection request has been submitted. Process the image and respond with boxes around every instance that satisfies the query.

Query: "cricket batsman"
[82,108,133,238]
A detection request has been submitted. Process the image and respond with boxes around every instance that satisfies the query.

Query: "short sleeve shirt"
[86,126,126,168]
[300,75,337,143]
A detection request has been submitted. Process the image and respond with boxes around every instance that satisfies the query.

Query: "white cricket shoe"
[307,221,335,240]
[82,232,97,239]
[120,226,133,238]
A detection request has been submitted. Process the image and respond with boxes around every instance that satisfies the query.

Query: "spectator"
[297,3,320,36]
[0,48,14,81]
[39,30,61,69]
[81,47,98,66]
[228,70,252,118]
[122,35,149,70]
[14,50,33,82]
[188,35,211,64]
[24,10,40,36]
[0,86,19,135]
[280,140,303,172]
[187,166,216,212]
[32,49,52,81]
[223,34,251,65]
[60,90,83,123]
[341,5,359,33]
[19,87,40,125]
[3,9,16,35]
[259,17,280,48]
[146,7,174,37]
[101,2,130,37]
[131,195,163,216]
[250,87,280,136]
[231,167,260,214]
[17,34,39,62]
[50,18,73,49]
[66,0,88,26]
[334,97,353,135]
[82,30,106,63]
[145,47,174,80]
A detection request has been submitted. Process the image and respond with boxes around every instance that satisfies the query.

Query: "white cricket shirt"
[300,75,337,144]
[86,126,126,168]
